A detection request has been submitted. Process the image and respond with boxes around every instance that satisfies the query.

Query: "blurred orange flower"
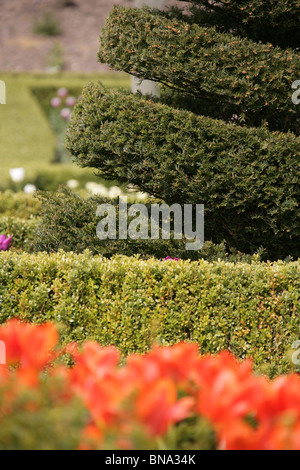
[135,378,195,436]
[1,320,300,450]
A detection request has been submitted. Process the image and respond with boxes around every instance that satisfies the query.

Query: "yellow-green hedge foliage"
[0,251,299,376]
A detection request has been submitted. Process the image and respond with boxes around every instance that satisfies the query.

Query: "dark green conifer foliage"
[66,1,300,260]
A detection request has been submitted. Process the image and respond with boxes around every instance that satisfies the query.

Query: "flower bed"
[1,319,300,450]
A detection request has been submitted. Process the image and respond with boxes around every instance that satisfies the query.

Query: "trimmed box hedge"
[0,251,299,377]
[66,83,300,260]
[0,216,37,252]
[0,191,41,219]
[98,6,300,133]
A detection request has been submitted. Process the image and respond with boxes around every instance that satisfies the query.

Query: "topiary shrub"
[65,2,300,261]
[66,84,300,261]
[175,0,300,50]
[98,6,300,133]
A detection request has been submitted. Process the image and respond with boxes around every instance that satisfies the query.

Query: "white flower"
[67,179,79,189]
[85,182,109,197]
[135,192,148,201]
[108,186,123,199]
[127,184,138,193]
[24,184,37,194]
[9,168,25,183]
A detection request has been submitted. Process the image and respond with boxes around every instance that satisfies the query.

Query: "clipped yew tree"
[66,1,300,260]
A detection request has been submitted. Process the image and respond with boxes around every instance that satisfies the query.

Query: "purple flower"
[60,108,72,120]
[0,235,13,252]
[57,87,69,98]
[65,96,76,107]
[50,97,62,108]
[163,256,179,261]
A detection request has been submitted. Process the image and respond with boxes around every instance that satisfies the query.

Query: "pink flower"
[60,108,71,120]
[50,97,62,108]
[57,87,69,98]
[163,257,179,261]
[66,96,76,107]
[0,235,13,251]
